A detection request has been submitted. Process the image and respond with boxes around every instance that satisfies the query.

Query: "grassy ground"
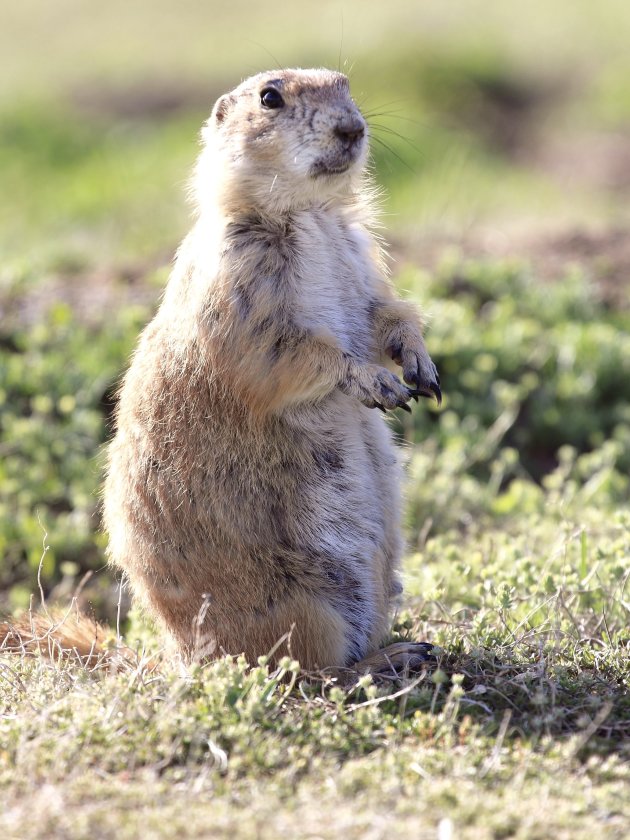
[1,2,630,838]
[1,469,629,838]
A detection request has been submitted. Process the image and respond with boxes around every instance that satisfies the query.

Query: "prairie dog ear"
[211,93,237,126]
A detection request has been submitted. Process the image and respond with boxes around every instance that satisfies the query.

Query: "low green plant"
[2,258,629,613]
[0,288,150,609]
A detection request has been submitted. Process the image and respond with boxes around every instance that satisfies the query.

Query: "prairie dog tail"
[0,608,140,668]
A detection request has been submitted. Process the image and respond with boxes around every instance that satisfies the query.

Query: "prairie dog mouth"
[309,140,364,178]
[309,159,353,177]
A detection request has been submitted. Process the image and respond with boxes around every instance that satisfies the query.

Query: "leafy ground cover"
[1,470,628,839]
[1,258,628,839]
[1,2,630,837]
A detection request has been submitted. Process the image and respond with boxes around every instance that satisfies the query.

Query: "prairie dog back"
[103,68,440,672]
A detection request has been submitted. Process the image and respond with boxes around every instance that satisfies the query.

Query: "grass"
[4,1,630,266]
[1,478,628,838]
[1,2,630,836]
[1,261,629,838]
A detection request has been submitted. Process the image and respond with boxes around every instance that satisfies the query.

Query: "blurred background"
[1,0,629,616]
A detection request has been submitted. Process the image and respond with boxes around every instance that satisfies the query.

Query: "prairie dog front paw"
[341,364,415,413]
[390,340,441,405]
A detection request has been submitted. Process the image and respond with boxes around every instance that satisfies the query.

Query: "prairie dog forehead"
[234,68,351,103]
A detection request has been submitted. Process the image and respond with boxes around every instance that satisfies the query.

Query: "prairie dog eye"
[260,87,284,109]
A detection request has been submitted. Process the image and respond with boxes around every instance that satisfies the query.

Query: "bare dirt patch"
[431,66,630,202]
[396,226,630,308]
[0,255,168,333]
[523,130,630,195]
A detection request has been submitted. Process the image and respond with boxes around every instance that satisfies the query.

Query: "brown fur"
[0,609,137,668]
[100,69,440,673]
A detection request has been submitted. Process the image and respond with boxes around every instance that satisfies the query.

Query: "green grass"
[0,105,199,266]
[1,463,629,839]
[2,261,629,610]
[4,0,630,266]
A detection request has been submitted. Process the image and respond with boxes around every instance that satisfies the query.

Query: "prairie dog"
[103,69,440,672]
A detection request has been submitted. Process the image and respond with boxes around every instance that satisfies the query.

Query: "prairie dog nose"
[334,115,365,145]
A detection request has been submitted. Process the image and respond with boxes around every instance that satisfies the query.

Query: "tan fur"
[102,69,440,672]
[0,609,136,668]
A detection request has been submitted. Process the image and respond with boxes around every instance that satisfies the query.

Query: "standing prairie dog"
[103,68,440,672]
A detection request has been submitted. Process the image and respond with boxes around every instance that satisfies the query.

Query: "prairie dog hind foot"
[321,642,436,686]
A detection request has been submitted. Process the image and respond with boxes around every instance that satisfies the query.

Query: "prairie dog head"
[194,68,369,215]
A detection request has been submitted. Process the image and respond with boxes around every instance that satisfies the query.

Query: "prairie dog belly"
[272,395,403,660]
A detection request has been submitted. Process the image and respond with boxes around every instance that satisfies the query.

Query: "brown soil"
[523,130,630,195]
[0,256,168,333]
[395,226,630,308]
[431,66,630,201]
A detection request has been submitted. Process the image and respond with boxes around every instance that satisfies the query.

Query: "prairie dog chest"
[293,210,376,354]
